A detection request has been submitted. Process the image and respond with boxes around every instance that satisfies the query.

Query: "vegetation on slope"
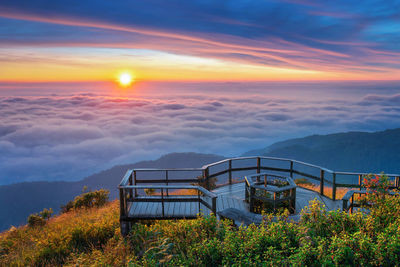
[1,187,400,266]
[0,152,225,231]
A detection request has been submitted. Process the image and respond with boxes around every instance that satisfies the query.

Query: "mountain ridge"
[243,128,400,174]
[0,152,225,231]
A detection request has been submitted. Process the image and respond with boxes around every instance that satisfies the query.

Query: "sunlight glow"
[118,72,134,87]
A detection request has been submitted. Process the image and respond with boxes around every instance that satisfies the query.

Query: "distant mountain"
[4,128,400,231]
[243,128,400,174]
[0,152,224,231]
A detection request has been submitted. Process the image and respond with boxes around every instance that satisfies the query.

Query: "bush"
[4,183,400,266]
[27,208,53,227]
[61,189,109,213]
[144,188,156,196]
[27,214,46,227]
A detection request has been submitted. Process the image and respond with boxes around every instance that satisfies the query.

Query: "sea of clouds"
[1,81,400,185]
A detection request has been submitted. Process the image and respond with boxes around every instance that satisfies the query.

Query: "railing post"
[257,157,261,174]
[245,180,249,202]
[212,197,217,215]
[320,169,324,196]
[342,198,348,211]
[350,194,354,214]
[133,170,137,197]
[161,188,165,216]
[128,173,133,199]
[291,188,296,213]
[395,176,400,189]
[290,160,294,178]
[119,188,126,218]
[203,168,210,190]
[166,170,169,196]
[198,190,201,213]
[358,174,362,190]
[249,187,255,212]
[228,160,232,185]
[332,172,336,201]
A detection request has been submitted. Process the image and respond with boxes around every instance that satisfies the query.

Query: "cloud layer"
[1,81,400,184]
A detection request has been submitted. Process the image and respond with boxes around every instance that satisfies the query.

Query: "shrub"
[61,189,109,213]
[39,208,53,220]
[362,173,390,204]
[144,188,156,196]
[27,214,46,227]
[4,183,400,266]
[27,208,53,227]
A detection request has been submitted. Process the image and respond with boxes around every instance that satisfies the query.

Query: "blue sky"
[0,0,400,81]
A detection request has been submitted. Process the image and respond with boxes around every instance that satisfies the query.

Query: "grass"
[2,188,400,266]
[0,201,120,266]
[295,178,351,199]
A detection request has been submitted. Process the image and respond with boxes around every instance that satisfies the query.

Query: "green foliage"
[39,208,53,220]
[61,188,109,213]
[144,188,156,196]
[27,208,54,227]
[27,214,46,228]
[3,188,400,266]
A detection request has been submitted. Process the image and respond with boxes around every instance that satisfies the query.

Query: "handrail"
[244,174,296,213]
[119,184,217,221]
[122,156,400,202]
[342,189,400,212]
[125,168,204,172]
[120,185,217,198]
[119,170,133,186]
[245,173,296,192]
[335,171,400,177]
[202,156,292,169]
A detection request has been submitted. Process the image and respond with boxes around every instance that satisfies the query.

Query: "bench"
[218,208,300,226]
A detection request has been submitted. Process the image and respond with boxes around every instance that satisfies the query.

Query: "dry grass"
[295,181,351,200]
[0,200,121,266]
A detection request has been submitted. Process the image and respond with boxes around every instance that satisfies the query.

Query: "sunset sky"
[1,0,400,82]
[1,1,400,185]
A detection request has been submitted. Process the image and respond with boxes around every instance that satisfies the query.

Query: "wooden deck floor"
[127,183,343,219]
[128,201,201,219]
[212,183,343,214]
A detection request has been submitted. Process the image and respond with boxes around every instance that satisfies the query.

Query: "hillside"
[244,128,400,174]
[3,127,400,231]
[0,153,224,231]
[2,191,400,266]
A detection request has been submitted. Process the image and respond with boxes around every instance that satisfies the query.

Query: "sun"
[118,72,134,87]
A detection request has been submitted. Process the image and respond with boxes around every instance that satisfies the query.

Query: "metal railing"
[244,173,296,213]
[119,178,217,221]
[342,190,400,213]
[119,156,400,205]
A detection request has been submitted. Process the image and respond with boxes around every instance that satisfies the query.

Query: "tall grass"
[2,191,400,266]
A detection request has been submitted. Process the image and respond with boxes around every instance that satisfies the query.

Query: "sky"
[0,1,400,184]
[1,0,400,82]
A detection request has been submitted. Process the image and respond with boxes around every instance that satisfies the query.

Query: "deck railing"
[120,156,400,204]
[119,170,217,221]
[244,173,296,213]
[342,190,400,213]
